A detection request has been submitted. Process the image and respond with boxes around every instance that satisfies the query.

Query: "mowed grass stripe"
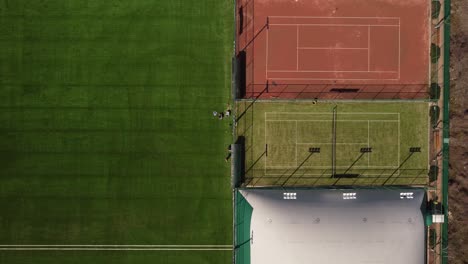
[0,250,232,264]
[0,0,233,254]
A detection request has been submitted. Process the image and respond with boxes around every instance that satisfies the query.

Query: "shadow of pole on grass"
[280,152,314,187]
[382,152,416,185]
[236,82,269,123]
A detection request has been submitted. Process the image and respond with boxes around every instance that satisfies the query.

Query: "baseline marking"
[268,16,400,19]
[267,70,396,73]
[269,24,399,27]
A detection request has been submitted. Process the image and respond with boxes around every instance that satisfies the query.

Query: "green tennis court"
[236,101,430,186]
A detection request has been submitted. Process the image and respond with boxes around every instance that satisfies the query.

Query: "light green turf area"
[0,1,233,263]
[236,101,430,186]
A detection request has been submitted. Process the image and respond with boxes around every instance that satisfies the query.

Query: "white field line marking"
[266,77,400,81]
[267,70,396,73]
[0,245,232,247]
[269,24,399,27]
[0,248,232,251]
[368,25,371,72]
[268,16,400,19]
[296,25,299,70]
[297,47,368,50]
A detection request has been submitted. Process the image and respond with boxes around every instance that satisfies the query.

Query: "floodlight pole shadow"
[236,82,269,123]
[382,152,416,185]
[244,150,266,176]
[280,152,314,187]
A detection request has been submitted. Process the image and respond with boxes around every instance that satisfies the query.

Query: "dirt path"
[448,0,468,263]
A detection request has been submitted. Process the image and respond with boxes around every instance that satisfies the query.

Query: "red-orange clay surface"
[236,0,430,99]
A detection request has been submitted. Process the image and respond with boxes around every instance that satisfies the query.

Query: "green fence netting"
[235,190,253,264]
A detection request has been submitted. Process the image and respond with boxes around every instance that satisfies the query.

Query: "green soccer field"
[0,1,233,263]
[236,101,430,187]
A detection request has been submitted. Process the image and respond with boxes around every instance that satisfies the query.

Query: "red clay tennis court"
[235,0,431,99]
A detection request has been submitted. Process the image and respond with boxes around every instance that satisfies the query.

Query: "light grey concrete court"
[238,188,426,264]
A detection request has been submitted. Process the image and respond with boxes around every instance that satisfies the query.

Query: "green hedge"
[429,229,437,249]
[431,44,441,64]
[430,105,440,127]
[430,83,441,100]
[429,165,439,182]
[432,1,441,19]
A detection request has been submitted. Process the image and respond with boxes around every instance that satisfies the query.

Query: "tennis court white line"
[297,47,368,50]
[268,16,400,19]
[295,120,298,165]
[296,142,368,145]
[265,120,399,122]
[398,113,401,173]
[265,165,399,168]
[267,70,396,73]
[368,120,370,166]
[264,112,267,176]
[264,173,396,176]
[266,77,400,81]
[398,20,401,79]
[266,28,269,79]
[270,24,399,27]
[265,112,400,115]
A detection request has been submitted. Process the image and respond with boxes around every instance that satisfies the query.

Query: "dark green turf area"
[0,0,233,262]
[0,251,232,264]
